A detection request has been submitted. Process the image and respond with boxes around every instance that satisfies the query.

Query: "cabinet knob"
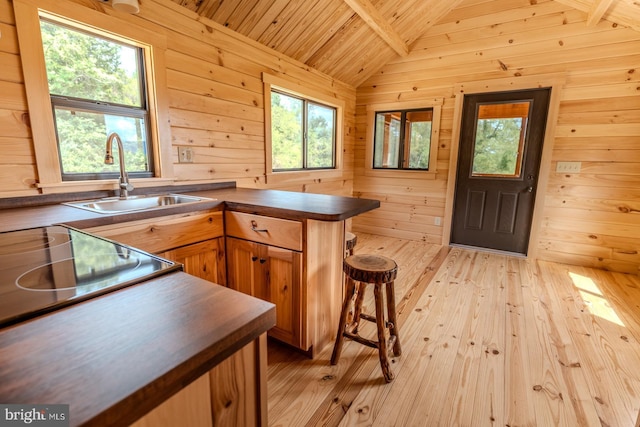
[251,256,258,262]
[259,258,267,264]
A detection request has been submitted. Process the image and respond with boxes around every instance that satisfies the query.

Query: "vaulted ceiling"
[168,0,640,87]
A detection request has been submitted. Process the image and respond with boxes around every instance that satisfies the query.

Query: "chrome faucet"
[105,132,134,199]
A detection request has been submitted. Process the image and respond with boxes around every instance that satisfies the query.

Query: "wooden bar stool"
[345,231,357,257]
[331,254,401,382]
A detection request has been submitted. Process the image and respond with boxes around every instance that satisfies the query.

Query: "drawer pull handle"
[250,220,268,233]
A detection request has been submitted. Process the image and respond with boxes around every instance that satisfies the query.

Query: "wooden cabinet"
[225,211,344,356]
[131,334,268,427]
[85,210,226,285]
[160,238,226,284]
[226,236,303,348]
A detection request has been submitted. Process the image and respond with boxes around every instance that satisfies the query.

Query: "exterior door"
[450,88,551,254]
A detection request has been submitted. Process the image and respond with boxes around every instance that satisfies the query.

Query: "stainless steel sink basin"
[64,194,214,214]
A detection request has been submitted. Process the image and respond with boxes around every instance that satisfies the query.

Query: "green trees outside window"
[270,91,336,171]
[40,20,152,180]
[471,101,530,177]
[472,118,525,176]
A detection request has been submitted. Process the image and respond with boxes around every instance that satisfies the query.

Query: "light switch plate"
[178,147,194,163]
[556,161,581,173]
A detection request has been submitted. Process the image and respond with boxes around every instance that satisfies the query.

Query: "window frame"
[365,98,443,178]
[270,89,337,172]
[14,0,174,193]
[263,73,344,185]
[373,107,435,171]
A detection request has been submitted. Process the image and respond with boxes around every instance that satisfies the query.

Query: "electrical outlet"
[178,147,193,163]
[556,161,581,173]
[434,217,442,226]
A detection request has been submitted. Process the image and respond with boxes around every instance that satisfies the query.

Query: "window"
[270,90,336,171]
[364,99,442,178]
[373,108,433,170]
[262,73,344,183]
[40,19,152,181]
[471,102,530,177]
[14,0,171,191]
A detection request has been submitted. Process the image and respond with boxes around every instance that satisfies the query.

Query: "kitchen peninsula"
[0,183,380,426]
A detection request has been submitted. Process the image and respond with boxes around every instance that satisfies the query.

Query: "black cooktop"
[0,225,181,328]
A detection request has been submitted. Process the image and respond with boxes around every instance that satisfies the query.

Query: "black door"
[450,88,551,254]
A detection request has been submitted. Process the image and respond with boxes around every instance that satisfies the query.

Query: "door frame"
[442,73,566,259]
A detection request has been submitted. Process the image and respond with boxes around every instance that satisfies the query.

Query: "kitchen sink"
[64,194,215,214]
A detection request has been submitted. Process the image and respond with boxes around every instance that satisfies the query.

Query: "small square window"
[373,108,433,170]
[270,90,336,171]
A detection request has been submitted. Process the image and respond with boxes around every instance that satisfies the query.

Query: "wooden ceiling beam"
[586,0,615,26]
[343,0,409,57]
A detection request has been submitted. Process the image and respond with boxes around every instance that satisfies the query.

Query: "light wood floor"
[266,233,640,427]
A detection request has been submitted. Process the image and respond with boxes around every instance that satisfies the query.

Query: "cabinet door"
[226,237,265,297]
[265,245,303,349]
[226,237,304,349]
[161,238,226,285]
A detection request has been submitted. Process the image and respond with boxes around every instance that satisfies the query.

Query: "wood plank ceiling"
[169,0,640,87]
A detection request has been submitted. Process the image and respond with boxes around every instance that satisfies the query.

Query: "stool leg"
[331,276,357,365]
[350,282,366,334]
[374,283,394,382]
[386,280,401,357]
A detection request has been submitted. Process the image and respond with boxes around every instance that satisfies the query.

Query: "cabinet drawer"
[225,211,302,251]
[86,211,224,254]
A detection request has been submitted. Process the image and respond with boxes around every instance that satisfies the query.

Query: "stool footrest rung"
[359,313,377,323]
[343,331,378,349]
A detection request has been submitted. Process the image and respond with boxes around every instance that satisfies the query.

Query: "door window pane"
[471,102,530,177]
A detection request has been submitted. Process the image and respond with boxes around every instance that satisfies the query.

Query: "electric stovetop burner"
[0,225,182,328]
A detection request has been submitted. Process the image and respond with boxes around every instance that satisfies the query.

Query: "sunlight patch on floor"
[569,271,625,327]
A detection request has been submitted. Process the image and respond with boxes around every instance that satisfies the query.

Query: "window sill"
[265,169,343,185]
[36,178,176,195]
[363,168,438,180]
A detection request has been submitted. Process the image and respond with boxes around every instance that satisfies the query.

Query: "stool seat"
[343,254,397,283]
[331,254,401,383]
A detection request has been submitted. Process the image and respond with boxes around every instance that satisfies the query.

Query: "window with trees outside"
[373,108,433,170]
[471,102,530,177]
[40,19,152,181]
[270,90,336,171]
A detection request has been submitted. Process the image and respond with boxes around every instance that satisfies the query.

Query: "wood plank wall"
[0,0,356,197]
[352,0,640,275]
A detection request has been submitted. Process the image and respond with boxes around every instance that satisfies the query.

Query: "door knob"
[527,186,533,193]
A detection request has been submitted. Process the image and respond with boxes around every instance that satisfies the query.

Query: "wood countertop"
[0,271,276,426]
[0,185,380,232]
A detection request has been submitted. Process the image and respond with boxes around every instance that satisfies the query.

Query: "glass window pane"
[54,107,148,175]
[471,102,529,177]
[306,102,335,168]
[271,92,303,170]
[373,112,401,168]
[40,20,142,108]
[406,110,432,169]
